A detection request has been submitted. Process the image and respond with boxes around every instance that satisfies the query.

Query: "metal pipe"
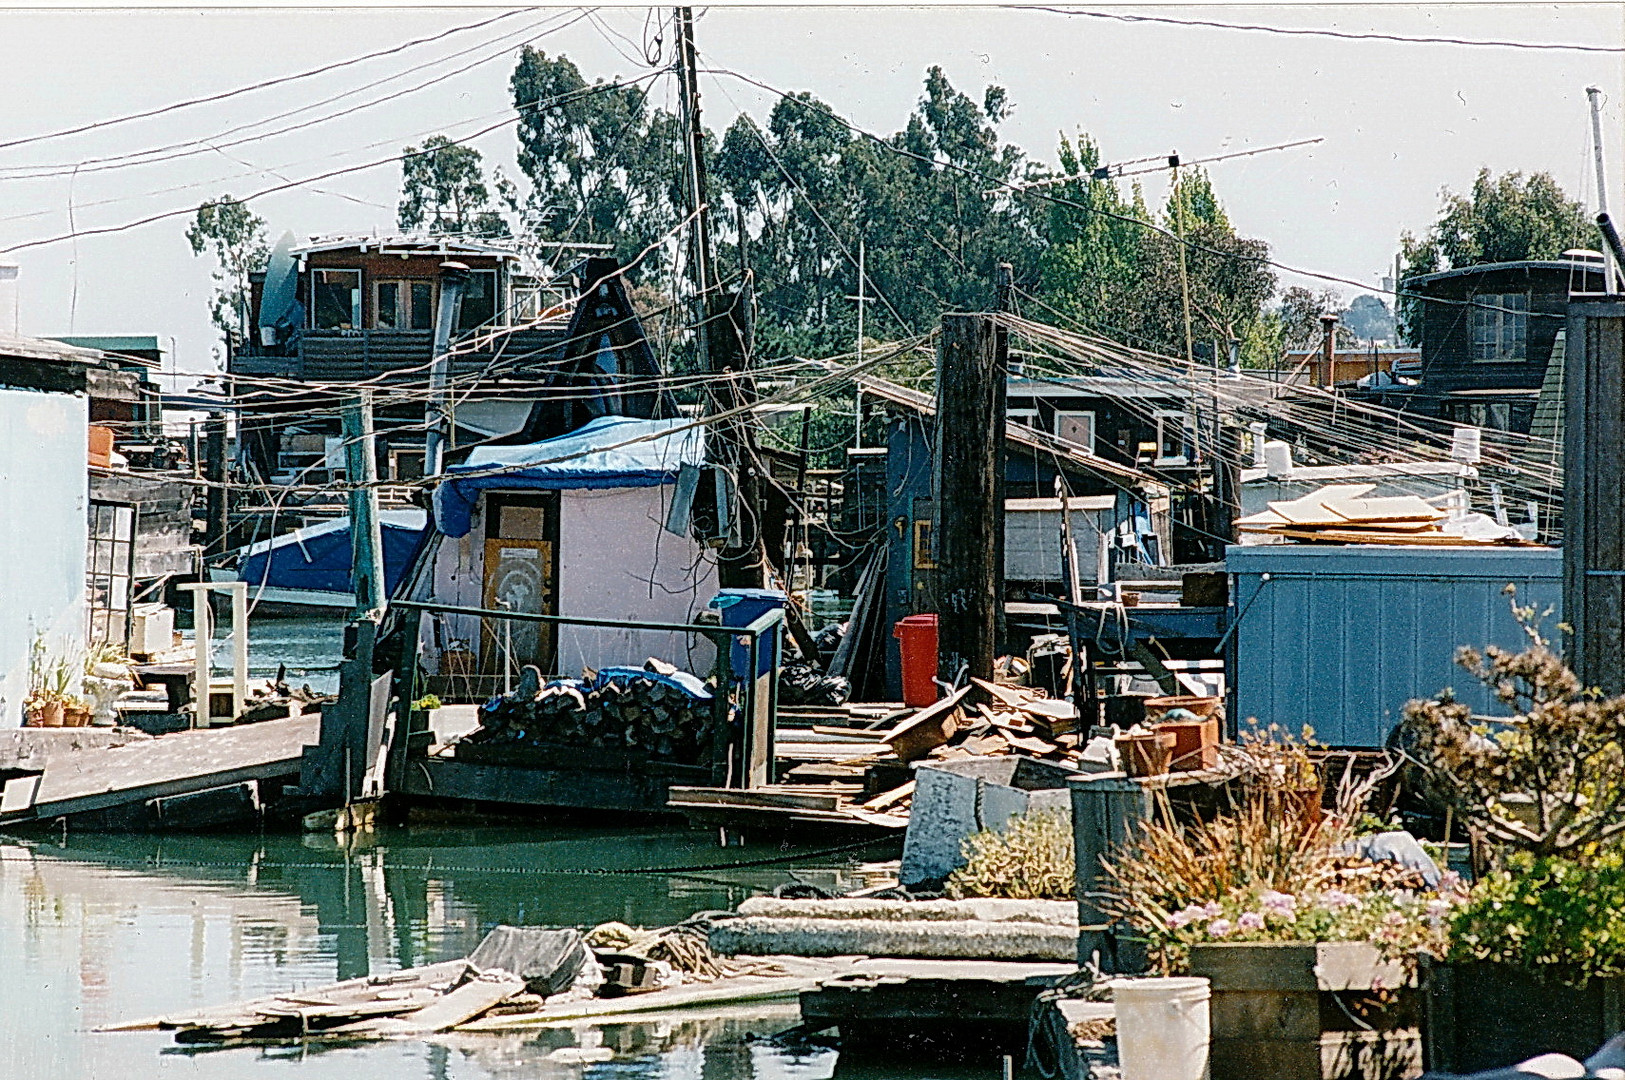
[424,260,469,477]
[1598,213,1625,290]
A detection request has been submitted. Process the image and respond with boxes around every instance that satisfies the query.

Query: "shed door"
[481,493,559,679]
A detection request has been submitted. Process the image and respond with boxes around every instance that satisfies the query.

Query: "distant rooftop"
[1403,257,1610,288]
[47,335,164,367]
[0,332,104,367]
[294,233,525,261]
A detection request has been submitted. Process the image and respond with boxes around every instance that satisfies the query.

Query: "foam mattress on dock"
[710,915,1078,961]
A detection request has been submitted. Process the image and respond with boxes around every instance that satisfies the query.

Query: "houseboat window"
[457,270,498,331]
[373,280,436,331]
[1008,408,1039,428]
[1452,401,1515,431]
[375,281,402,330]
[1054,410,1096,452]
[411,281,435,330]
[1469,292,1528,362]
[1154,409,1191,465]
[311,269,361,331]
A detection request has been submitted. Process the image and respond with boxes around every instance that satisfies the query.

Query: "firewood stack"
[468,660,719,765]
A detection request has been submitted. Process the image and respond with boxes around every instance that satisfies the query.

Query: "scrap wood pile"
[465,659,718,764]
[1236,483,1541,546]
[875,678,1089,769]
[112,921,786,1045]
[668,678,1101,831]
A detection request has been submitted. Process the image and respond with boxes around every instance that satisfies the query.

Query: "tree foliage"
[498,54,1276,364]
[509,49,683,275]
[186,196,268,337]
[397,135,511,237]
[1038,141,1276,362]
[1398,168,1590,340]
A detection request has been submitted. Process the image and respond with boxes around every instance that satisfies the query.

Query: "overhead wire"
[0,8,535,154]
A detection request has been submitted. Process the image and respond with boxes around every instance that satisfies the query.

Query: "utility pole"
[343,391,386,618]
[678,5,765,589]
[1564,300,1625,694]
[675,6,714,374]
[1170,155,1196,369]
[204,412,228,555]
[847,238,869,449]
[933,312,1004,688]
[1588,86,1621,292]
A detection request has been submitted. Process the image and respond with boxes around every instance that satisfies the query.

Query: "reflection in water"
[0,824,983,1080]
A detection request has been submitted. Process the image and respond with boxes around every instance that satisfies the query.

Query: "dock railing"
[383,600,783,793]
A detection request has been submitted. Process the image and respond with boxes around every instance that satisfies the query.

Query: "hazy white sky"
[0,3,1619,378]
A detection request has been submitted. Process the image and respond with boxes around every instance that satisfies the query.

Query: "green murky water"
[0,824,1005,1079]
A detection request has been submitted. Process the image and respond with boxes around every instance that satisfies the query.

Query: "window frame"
[1053,409,1097,453]
[1153,409,1192,467]
[1467,291,1529,363]
[309,268,362,331]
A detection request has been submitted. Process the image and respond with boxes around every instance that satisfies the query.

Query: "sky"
[0,3,1619,382]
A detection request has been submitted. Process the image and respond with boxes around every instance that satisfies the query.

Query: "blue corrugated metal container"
[1228,545,1561,747]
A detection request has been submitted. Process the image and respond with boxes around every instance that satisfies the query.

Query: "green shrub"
[945,809,1075,900]
[1450,849,1625,984]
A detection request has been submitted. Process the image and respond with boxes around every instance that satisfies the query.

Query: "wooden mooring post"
[1564,299,1625,694]
[933,311,1005,687]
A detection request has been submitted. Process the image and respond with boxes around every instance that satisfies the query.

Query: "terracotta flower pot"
[63,705,91,728]
[38,700,64,727]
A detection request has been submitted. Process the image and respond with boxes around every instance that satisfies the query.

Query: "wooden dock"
[0,715,318,828]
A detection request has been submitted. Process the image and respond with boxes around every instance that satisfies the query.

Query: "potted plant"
[26,638,75,727]
[1103,728,1453,1080]
[1397,592,1625,1071]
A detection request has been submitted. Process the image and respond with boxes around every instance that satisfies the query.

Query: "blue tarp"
[238,509,427,595]
[433,415,705,538]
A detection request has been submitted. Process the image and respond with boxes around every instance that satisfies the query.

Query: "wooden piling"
[1564,299,1625,694]
[933,313,1004,685]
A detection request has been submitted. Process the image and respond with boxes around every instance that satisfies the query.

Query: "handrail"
[390,598,778,639]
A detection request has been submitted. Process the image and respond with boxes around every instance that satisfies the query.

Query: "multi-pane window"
[310,269,361,330]
[374,280,435,331]
[1469,292,1528,362]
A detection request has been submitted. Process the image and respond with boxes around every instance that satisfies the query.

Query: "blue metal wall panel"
[1228,545,1562,747]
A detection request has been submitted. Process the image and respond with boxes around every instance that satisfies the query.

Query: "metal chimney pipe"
[1597,213,1625,293]
[424,260,470,478]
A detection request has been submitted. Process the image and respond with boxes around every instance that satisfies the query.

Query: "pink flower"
[1207,918,1234,938]
[1383,911,1407,927]
[1319,889,1361,912]
[1201,901,1223,918]
[1260,891,1297,919]
[1426,899,1453,919]
[1236,912,1266,932]
[1167,905,1206,930]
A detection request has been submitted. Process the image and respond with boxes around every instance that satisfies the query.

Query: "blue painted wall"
[1228,545,1562,747]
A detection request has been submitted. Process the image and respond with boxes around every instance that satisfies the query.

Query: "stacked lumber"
[1235,483,1540,546]
[879,678,1090,770]
[466,659,717,765]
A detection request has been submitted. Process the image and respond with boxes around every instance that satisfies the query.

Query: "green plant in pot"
[1396,594,1625,1071]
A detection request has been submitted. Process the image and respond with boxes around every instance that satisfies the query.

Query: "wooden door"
[480,494,559,681]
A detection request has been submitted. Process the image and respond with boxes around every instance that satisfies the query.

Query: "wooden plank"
[344,972,524,1035]
[666,786,843,812]
[1,716,318,824]
[860,781,915,810]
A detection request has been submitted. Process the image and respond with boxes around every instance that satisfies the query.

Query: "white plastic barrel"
[1113,976,1211,1080]
[1451,425,1483,464]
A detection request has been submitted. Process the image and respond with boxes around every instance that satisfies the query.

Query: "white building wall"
[0,387,87,727]
[555,485,718,676]
[426,484,719,680]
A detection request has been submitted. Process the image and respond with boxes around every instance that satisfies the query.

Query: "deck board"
[0,716,318,823]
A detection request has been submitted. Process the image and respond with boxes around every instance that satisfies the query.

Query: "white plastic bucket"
[1113,975,1211,1080]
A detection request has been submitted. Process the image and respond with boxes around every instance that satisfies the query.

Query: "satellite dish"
[258,231,299,343]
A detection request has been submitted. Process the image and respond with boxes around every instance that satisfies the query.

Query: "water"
[0,824,998,1080]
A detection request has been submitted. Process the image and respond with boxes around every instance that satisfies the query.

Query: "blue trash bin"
[707,588,786,680]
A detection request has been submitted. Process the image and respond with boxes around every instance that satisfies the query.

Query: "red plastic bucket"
[893,614,940,707]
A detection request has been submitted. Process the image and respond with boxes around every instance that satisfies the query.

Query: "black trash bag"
[468,926,587,997]
[779,661,851,707]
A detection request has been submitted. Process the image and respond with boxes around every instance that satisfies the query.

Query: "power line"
[0,71,665,257]
[0,9,590,181]
[1028,7,1625,54]
[0,8,537,154]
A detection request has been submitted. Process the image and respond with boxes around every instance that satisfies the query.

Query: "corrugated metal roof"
[294,233,523,260]
[1403,258,1608,288]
